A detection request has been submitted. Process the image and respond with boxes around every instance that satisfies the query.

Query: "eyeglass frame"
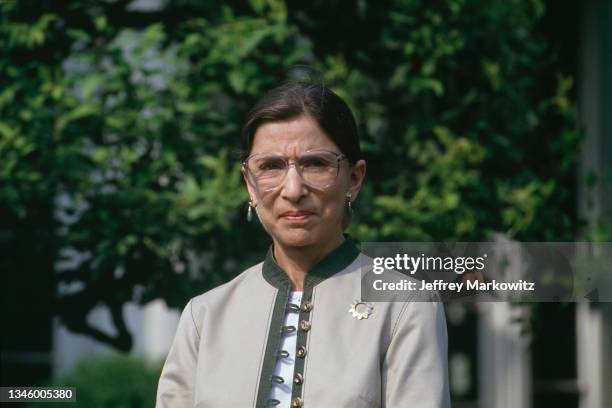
[241,149,349,192]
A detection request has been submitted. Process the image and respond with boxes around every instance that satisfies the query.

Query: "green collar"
[262,234,360,289]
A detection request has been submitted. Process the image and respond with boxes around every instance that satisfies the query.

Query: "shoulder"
[323,251,440,303]
[190,261,264,311]
[356,252,444,330]
[357,252,442,301]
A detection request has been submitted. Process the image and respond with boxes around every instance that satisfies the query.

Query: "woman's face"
[243,115,365,249]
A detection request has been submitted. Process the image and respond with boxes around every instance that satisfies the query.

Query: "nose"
[279,164,308,201]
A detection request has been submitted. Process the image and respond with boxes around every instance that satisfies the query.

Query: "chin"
[275,228,318,248]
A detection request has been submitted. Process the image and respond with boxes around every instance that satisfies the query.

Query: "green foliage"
[27,356,162,408]
[315,0,581,242]
[1,0,581,348]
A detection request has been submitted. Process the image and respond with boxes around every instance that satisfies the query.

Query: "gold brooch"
[348,300,373,320]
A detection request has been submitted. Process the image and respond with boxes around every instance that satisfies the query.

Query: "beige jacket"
[156,237,450,408]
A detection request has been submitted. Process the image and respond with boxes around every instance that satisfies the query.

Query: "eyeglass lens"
[245,151,342,192]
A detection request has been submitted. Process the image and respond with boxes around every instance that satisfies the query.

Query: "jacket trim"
[261,235,360,289]
[289,285,312,405]
[256,235,360,407]
[254,283,291,407]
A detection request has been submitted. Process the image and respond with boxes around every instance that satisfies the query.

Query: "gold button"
[299,320,311,331]
[296,346,307,358]
[301,301,313,312]
[293,373,303,385]
[291,397,303,407]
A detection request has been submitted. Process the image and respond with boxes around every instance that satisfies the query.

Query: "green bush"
[27,356,162,408]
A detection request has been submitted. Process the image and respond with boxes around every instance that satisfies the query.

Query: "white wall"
[52,299,180,376]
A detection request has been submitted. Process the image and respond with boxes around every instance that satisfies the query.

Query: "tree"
[1,0,580,351]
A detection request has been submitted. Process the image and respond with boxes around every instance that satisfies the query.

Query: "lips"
[281,210,313,216]
[280,210,314,220]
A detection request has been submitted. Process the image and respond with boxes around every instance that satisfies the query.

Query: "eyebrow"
[249,148,337,156]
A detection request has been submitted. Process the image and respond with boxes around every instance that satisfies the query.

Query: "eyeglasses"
[242,149,347,193]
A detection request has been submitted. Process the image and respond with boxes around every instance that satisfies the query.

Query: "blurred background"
[1,0,611,407]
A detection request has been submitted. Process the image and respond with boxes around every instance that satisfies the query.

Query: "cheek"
[256,198,274,222]
[319,192,346,218]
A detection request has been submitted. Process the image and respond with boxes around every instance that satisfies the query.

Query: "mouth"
[280,211,315,221]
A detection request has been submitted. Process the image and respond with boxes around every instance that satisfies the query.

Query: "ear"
[347,159,366,201]
[242,167,259,207]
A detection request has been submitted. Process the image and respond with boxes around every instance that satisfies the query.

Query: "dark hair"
[240,82,362,164]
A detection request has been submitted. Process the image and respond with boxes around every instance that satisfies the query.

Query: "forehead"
[250,115,341,155]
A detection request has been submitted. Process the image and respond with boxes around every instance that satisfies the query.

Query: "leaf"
[56,104,99,133]
[410,77,444,96]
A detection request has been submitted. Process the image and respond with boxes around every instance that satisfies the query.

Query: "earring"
[346,192,353,216]
[247,199,254,222]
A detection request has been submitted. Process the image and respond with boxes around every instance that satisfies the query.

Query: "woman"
[156,82,450,407]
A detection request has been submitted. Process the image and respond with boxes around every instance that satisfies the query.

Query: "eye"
[301,157,330,168]
[259,158,286,171]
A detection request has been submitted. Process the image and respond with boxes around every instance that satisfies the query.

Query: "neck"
[273,233,345,291]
